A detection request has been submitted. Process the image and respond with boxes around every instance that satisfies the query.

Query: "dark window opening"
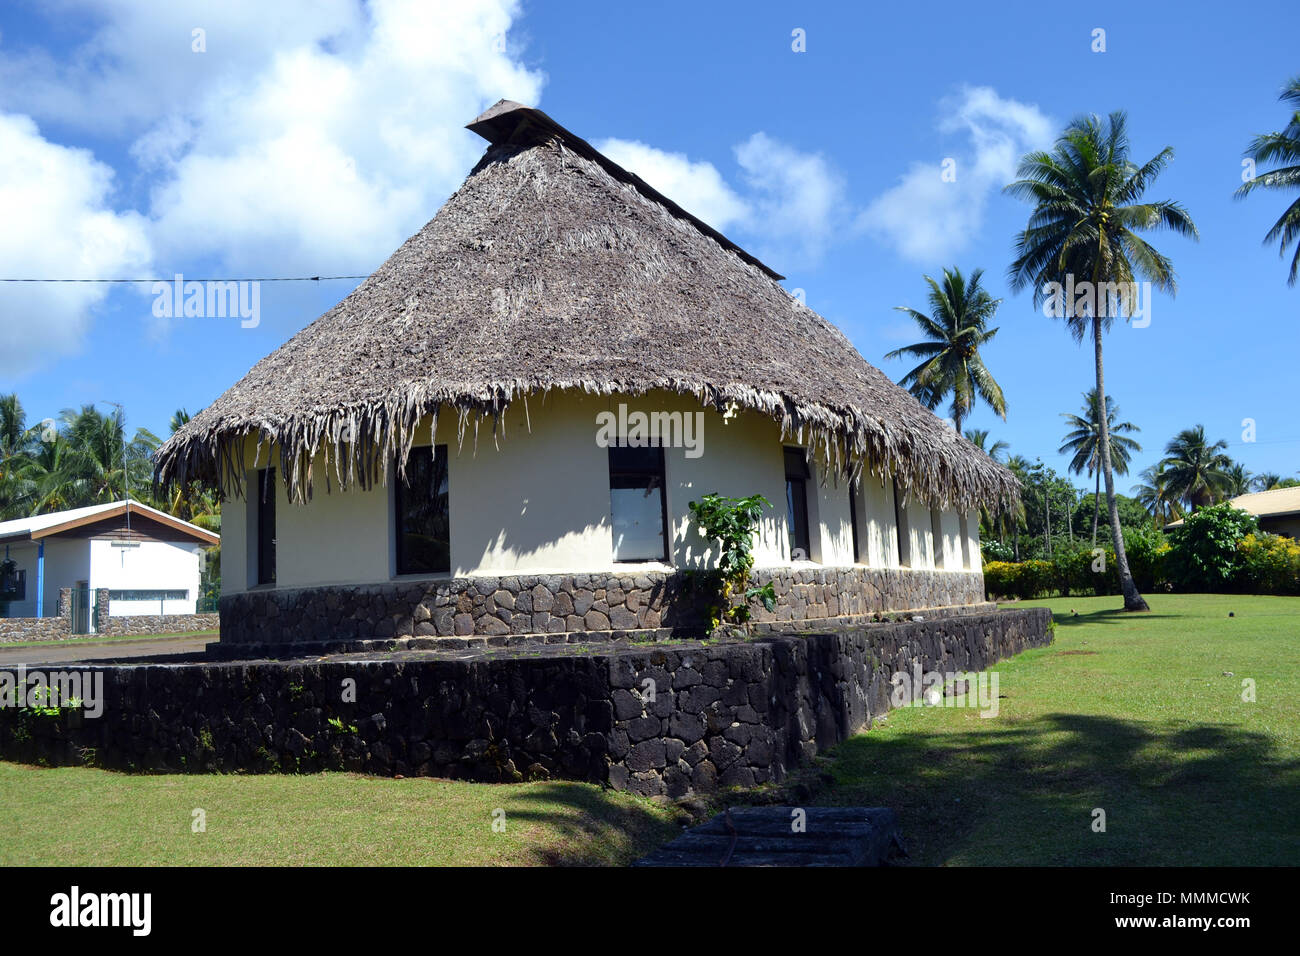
[892,479,908,568]
[396,446,451,575]
[784,447,811,560]
[609,446,668,562]
[256,467,276,585]
[0,565,25,602]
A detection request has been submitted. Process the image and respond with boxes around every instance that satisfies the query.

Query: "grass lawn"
[0,764,681,865]
[816,593,1300,865]
[0,630,217,649]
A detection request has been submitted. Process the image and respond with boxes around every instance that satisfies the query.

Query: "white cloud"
[857,86,1054,263]
[595,138,748,232]
[0,112,152,377]
[598,132,845,268]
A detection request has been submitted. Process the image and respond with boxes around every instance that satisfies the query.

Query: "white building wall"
[962,509,983,572]
[218,389,981,596]
[901,496,935,569]
[89,538,202,614]
[937,508,964,570]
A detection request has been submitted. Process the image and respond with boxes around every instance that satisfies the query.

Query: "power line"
[0,275,368,283]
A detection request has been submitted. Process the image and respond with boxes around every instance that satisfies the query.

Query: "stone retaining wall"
[0,607,1051,796]
[220,567,985,646]
[0,617,70,644]
[99,613,221,637]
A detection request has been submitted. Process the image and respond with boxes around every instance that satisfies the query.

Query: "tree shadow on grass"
[1050,607,1178,628]
[819,712,1300,866]
[496,782,683,866]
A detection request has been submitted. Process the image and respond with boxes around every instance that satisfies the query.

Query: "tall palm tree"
[1235,75,1300,284]
[1132,462,1182,528]
[1006,111,1198,611]
[964,428,1009,463]
[1223,461,1253,498]
[1160,425,1233,512]
[1002,454,1032,558]
[1058,389,1141,545]
[885,267,1007,437]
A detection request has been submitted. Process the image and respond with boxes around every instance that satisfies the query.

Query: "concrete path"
[0,636,211,666]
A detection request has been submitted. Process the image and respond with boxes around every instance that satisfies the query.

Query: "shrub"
[983,559,1054,600]
[1165,505,1259,592]
[1236,533,1300,595]
[981,539,1016,563]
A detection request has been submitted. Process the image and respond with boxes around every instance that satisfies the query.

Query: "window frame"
[255,466,276,586]
[784,446,812,561]
[394,444,451,577]
[607,445,669,564]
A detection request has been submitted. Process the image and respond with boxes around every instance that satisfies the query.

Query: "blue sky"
[1,0,1296,493]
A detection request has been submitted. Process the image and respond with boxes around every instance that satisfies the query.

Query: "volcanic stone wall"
[219,567,986,646]
[0,607,1050,796]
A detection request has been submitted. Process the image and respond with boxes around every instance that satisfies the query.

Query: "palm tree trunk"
[1091,470,1100,545]
[1094,318,1148,611]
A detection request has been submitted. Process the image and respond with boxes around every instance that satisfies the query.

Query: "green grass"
[817,593,1300,865]
[0,764,680,865]
[0,630,217,649]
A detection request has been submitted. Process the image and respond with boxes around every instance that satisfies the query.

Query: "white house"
[155,102,1017,649]
[0,500,220,628]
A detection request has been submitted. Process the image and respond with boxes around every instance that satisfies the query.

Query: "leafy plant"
[687,493,773,628]
[1165,504,1258,591]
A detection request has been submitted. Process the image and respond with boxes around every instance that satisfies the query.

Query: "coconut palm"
[1131,462,1182,528]
[964,428,1009,463]
[1251,472,1283,492]
[1235,75,1300,284]
[1006,111,1198,611]
[885,267,1007,437]
[1000,454,1032,558]
[1223,461,1253,498]
[1058,389,1141,545]
[1160,425,1233,512]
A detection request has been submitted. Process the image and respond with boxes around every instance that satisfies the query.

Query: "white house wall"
[89,539,201,615]
[219,389,982,595]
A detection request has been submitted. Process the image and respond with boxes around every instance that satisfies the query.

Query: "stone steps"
[634,807,903,867]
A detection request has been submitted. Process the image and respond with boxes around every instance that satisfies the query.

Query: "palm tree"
[1006,111,1198,611]
[1235,76,1300,284]
[885,267,1007,437]
[1058,389,1141,545]
[1223,461,1253,498]
[1251,472,1283,492]
[1002,454,1032,559]
[1132,462,1182,528]
[964,428,1009,463]
[1160,425,1233,512]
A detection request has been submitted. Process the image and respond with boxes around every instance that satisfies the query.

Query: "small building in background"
[1166,487,1300,538]
[0,499,219,627]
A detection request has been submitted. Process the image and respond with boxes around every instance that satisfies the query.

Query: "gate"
[69,587,96,635]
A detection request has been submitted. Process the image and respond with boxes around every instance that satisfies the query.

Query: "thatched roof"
[155,100,1018,513]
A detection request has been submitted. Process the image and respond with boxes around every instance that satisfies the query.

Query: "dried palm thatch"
[155,101,1019,514]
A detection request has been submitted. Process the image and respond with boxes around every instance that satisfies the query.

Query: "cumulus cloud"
[0,112,152,376]
[858,86,1054,263]
[597,132,845,269]
[0,0,543,373]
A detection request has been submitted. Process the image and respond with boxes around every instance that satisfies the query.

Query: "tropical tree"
[1058,389,1142,545]
[1132,462,1182,528]
[1223,461,1253,498]
[1005,111,1198,611]
[885,267,1007,436]
[1160,425,1233,512]
[1235,75,1300,284]
[1001,454,1032,559]
[964,428,1009,462]
[1251,471,1283,491]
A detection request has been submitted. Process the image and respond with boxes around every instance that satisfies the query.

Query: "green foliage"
[1235,533,1300,595]
[983,560,1054,600]
[327,716,358,735]
[1165,505,1259,591]
[687,493,772,627]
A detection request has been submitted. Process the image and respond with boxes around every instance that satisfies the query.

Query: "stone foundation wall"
[0,607,1051,795]
[0,588,217,643]
[220,567,985,646]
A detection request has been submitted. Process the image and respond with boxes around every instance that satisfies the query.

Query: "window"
[608,446,668,562]
[109,589,189,601]
[396,446,451,575]
[0,565,25,602]
[255,467,276,585]
[784,447,811,560]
